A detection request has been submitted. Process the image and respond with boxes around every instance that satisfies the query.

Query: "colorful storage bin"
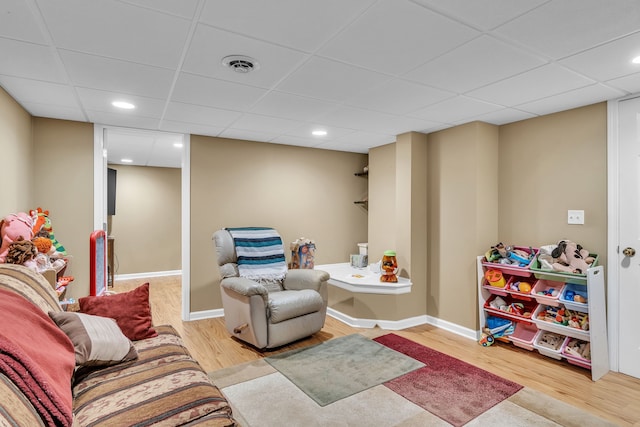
[508,322,538,351]
[532,279,565,307]
[482,246,538,277]
[533,330,565,360]
[561,337,592,369]
[560,283,588,313]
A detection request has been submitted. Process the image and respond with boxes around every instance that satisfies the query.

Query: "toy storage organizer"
[476,256,609,381]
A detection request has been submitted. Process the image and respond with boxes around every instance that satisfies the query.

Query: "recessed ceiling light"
[312,130,327,136]
[121,158,133,163]
[112,101,135,109]
[173,143,183,148]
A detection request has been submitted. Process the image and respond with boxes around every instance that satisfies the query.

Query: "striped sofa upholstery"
[0,265,236,426]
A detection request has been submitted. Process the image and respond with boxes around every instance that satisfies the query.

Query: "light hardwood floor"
[114,276,640,426]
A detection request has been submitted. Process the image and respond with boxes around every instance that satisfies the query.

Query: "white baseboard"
[188,308,224,321]
[114,270,181,281]
[327,307,477,341]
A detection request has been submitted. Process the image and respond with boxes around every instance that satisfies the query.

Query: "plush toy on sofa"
[30,207,67,257]
[0,212,34,263]
[5,237,38,267]
[551,240,595,274]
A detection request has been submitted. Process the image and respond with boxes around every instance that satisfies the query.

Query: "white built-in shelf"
[316,263,411,295]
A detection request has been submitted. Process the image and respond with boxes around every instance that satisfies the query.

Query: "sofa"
[0,264,237,426]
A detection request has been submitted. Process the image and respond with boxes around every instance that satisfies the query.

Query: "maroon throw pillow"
[79,283,157,341]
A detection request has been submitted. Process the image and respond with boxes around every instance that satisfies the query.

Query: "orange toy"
[485,269,506,288]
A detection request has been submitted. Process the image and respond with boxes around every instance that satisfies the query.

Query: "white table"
[315,263,412,295]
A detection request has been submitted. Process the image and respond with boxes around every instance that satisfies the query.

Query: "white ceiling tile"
[182,24,308,89]
[36,0,191,68]
[21,101,85,122]
[412,0,548,31]
[163,102,241,127]
[76,87,166,117]
[250,91,339,121]
[345,78,454,115]
[456,108,536,126]
[160,120,224,138]
[494,0,640,59]
[199,0,376,52]
[59,50,175,99]
[560,32,640,81]
[607,73,640,95]
[269,134,318,148]
[220,129,280,143]
[0,38,65,82]
[516,84,626,115]
[404,35,546,93]
[0,75,78,107]
[312,141,369,153]
[88,110,160,131]
[119,0,200,19]
[409,96,503,123]
[0,0,48,44]
[318,105,441,135]
[284,123,357,140]
[172,72,268,110]
[276,57,388,103]
[319,0,479,75]
[331,131,395,147]
[230,113,301,134]
[466,64,595,106]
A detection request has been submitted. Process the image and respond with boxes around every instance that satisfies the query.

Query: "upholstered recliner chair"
[212,227,329,349]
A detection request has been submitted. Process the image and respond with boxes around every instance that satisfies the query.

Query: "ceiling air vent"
[222,55,259,74]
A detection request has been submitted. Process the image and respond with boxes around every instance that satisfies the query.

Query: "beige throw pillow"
[49,311,138,367]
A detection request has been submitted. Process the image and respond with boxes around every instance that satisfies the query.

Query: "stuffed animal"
[551,240,595,274]
[32,236,53,254]
[30,208,67,257]
[0,212,34,263]
[5,237,37,266]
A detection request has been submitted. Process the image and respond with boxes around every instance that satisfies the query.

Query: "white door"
[617,97,640,379]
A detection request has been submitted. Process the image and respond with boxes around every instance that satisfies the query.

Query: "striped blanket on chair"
[226,227,287,282]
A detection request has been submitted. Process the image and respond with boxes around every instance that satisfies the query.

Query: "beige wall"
[428,122,499,330]
[32,118,94,299]
[190,135,368,312]
[0,87,33,214]
[498,103,607,268]
[108,165,181,275]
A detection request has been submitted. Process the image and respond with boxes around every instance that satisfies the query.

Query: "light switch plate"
[568,210,585,225]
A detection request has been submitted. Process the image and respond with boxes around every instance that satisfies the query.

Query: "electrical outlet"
[568,210,585,225]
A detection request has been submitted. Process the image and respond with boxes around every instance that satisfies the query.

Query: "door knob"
[623,247,636,257]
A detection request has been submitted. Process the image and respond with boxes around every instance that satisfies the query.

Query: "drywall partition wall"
[33,118,94,299]
[428,122,499,331]
[498,103,607,269]
[331,132,428,323]
[189,135,368,313]
[0,86,33,214]
[108,165,181,275]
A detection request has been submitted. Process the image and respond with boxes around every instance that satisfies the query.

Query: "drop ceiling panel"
[284,123,357,140]
[250,91,339,122]
[163,102,242,127]
[76,87,166,117]
[229,113,302,134]
[87,110,160,131]
[59,50,176,99]
[0,0,48,44]
[467,64,595,106]
[199,0,377,52]
[219,128,280,143]
[160,120,224,138]
[409,96,504,124]
[0,38,65,83]
[0,76,78,108]
[466,108,536,126]
[36,0,191,68]
[345,78,454,115]
[276,57,388,103]
[318,0,479,75]
[119,0,200,19]
[516,83,626,116]
[404,35,546,93]
[607,73,640,94]
[182,24,308,89]
[318,105,442,135]
[21,102,86,122]
[494,0,640,59]
[172,72,268,110]
[412,0,548,31]
[560,32,640,81]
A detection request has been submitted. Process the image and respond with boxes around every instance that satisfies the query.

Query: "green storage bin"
[530,253,598,285]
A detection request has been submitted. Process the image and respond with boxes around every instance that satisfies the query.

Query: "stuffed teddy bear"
[5,237,37,266]
[551,240,595,274]
[0,212,34,263]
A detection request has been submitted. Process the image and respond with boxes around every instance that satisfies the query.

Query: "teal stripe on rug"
[265,334,425,407]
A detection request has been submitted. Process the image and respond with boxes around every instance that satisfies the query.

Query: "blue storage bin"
[560,283,588,313]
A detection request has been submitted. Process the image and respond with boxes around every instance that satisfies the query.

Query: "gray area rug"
[264,334,424,406]
[209,334,619,427]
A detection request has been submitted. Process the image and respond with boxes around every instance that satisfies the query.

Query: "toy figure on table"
[380,250,398,283]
